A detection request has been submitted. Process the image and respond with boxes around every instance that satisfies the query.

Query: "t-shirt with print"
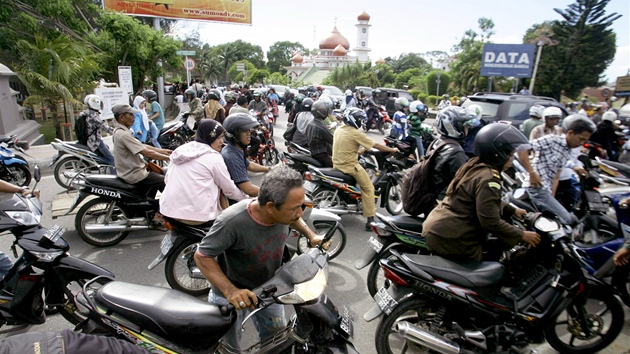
[332,125,375,173]
[150,101,165,131]
[113,124,149,184]
[197,199,289,291]
[221,142,250,185]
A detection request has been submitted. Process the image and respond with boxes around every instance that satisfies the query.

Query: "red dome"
[358,11,370,21]
[319,26,350,50]
[291,52,303,63]
[332,44,347,56]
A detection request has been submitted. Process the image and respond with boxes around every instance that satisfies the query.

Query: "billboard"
[102,0,252,24]
[95,87,130,120]
[615,76,630,97]
[480,44,536,78]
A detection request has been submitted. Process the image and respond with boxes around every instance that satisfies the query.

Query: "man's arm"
[139,148,170,161]
[517,150,542,188]
[247,161,270,173]
[373,143,398,154]
[193,253,257,309]
[237,181,259,197]
[0,179,38,197]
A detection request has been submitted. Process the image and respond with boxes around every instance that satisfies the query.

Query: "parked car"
[461,92,569,128]
[354,86,374,98]
[374,88,414,117]
[267,85,291,100]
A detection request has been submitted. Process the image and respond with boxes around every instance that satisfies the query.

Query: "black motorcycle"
[0,166,114,331]
[366,212,624,354]
[76,223,358,354]
[66,175,161,247]
[152,113,195,150]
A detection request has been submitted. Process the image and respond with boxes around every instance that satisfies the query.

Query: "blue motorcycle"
[0,139,30,186]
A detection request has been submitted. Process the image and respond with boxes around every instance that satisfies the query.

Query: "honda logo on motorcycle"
[91,187,121,198]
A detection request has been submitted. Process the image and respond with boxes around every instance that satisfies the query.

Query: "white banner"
[95,87,129,119]
[118,66,133,95]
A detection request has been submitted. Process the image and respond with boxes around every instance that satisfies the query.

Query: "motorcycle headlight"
[6,211,40,226]
[31,250,64,262]
[277,268,327,304]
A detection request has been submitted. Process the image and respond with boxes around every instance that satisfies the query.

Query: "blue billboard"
[480,44,536,78]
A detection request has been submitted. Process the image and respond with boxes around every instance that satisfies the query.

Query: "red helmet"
[317,86,322,91]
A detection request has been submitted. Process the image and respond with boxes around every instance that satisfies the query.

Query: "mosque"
[285,11,379,84]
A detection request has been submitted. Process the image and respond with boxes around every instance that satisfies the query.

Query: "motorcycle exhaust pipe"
[317,207,354,215]
[395,321,462,354]
[85,224,150,232]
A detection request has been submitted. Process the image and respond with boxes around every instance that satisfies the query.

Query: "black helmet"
[343,107,366,129]
[142,90,157,102]
[207,89,221,101]
[311,100,332,119]
[436,106,475,139]
[223,113,259,139]
[184,88,196,97]
[475,123,531,168]
[302,98,314,111]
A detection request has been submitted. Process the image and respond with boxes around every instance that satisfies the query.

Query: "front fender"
[3,157,28,165]
[363,285,416,322]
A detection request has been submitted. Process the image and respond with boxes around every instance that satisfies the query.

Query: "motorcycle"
[152,113,194,150]
[76,224,359,354]
[248,123,279,167]
[267,100,279,125]
[147,199,347,296]
[65,174,161,247]
[0,166,114,331]
[252,109,273,138]
[0,142,31,187]
[366,212,624,354]
[363,105,393,136]
[49,138,112,190]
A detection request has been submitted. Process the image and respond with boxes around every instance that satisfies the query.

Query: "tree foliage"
[426,71,451,96]
[384,53,431,74]
[267,41,308,74]
[394,68,428,89]
[449,18,495,95]
[525,0,620,98]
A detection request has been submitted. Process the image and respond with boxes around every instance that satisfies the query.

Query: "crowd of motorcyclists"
[2,82,630,353]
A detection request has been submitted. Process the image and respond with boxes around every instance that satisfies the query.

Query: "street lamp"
[529,40,545,94]
[435,71,442,105]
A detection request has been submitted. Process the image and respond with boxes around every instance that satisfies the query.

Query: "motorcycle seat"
[317,168,356,184]
[384,215,424,234]
[288,153,323,168]
[84,175,140,191]
[401,254,505,288]
[95,281,234,342]
[600,159,630,176]
[508,188,537,212]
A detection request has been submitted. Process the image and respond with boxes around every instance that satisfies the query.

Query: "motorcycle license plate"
[340,306,354,337]
[160,234,174,255]
[374,287,398,315]
[368,236,383,252]
[43,224,65,243]
[304,181,316,193]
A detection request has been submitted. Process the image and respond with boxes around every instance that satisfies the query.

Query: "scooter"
[77,224,359,354]
[0,143,31,187]
[0,166,114,332]
[65,174,161,247]
[153,113,194,150]
[49,138,112,189]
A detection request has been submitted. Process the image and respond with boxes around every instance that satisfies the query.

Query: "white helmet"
[542,106,562,121]
[602,111,617,123]
[345,89,353,96]
[84,94,103,112]
[528,105,545,118]
[465,104,483,120]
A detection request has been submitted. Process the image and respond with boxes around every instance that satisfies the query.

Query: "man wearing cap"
[111,104,171,198]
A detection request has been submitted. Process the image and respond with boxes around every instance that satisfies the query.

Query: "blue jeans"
[209,288,286,350]
[97,140,115,174]
[526,187,573,225]
[413,136,425,158]
[0,251,12,280]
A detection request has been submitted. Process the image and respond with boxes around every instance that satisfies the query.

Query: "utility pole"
[153,18,165,108]
[529,41,544,94]
[435,71,441,106]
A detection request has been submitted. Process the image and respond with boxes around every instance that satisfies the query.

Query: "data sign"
[481,44,536,78]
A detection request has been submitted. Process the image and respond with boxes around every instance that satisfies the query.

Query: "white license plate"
[304,181,316,192]
[340,306,354,337]
[160,234,174,255]
[374,287,398,315]
[368,236,383,253]
[43,224,65,243]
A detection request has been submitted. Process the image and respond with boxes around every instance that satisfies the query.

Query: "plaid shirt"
[522,134,572,191]
[85,109,114,152]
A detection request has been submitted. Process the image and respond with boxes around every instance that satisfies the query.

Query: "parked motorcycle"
[0,166,114,331]
[77,224,358,354]
[152,113,194,150]
[65,174,161,247]
[49,138,112,189]
[366,212,624,354]
[0,143,31,187]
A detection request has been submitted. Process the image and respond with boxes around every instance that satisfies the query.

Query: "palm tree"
[218,46,239,82]
[199,54,222,85]
[16,34,100,139]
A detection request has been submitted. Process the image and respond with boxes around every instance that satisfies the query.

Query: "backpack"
[401,139,456,216]
[74,111,93,145]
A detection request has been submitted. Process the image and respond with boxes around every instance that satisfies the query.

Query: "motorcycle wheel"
[612,265,630,308]
[75,198,131,247]
[385,180,403,215]
[379,121,393,136]
[54,156,95,189]
[56,275,111,325]
[164,239,209,296]
[544,291,624,354]
[296,221,347,260]
[311,187,343,209]
[366,167,378,183]
[3,164,31,186]
[367,250,396,298]
[375,296,440,354]
[260,147,280,167]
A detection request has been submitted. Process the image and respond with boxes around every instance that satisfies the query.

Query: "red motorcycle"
[363,105,393,136]
[267,100,279,125]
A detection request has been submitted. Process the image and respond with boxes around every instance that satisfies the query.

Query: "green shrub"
[409,89,423,100]
[427,95,438,105]
[417,93,428,103]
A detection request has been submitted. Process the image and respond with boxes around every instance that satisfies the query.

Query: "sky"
[172,0,630,83]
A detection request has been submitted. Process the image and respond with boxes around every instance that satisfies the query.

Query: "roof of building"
[357,11,370,21]
[333,44,347,56]
[319,26,350,50]
[291,52,303,63]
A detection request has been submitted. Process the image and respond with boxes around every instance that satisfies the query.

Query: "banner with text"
[95,87,130,120]
[480,44,535,78]
[103,0,252,24]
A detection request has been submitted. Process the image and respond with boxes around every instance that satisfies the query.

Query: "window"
[362,28,366,33]
[361,41,366,47]
[507,102,528,119]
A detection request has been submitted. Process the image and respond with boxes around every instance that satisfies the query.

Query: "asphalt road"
[1,110,629,354]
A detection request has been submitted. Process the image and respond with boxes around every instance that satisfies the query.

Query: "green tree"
[374,64,395,86]
[449,17,495,95]
[249,69,270,85]
[394,68,427,89]
[227,60,256,83]
[268,72,289,85]
[385,53,431,74]
[198,52,222,85]
[267,41,308,74]
[525,0,620,98]
[426,71,451,96]
[16,34,100,139]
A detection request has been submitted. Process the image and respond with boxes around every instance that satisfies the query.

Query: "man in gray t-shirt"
[194,166,325,350]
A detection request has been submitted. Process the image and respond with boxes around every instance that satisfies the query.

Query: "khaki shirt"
[332,125,375,173]
[113,123,148,184]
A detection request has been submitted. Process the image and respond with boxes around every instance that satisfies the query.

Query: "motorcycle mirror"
[577,154,593,169]
[33,165,41,182]
[319,221,340,251]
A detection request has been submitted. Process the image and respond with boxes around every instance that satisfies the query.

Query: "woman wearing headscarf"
[131,95,161,148]
[159,119,248,228]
